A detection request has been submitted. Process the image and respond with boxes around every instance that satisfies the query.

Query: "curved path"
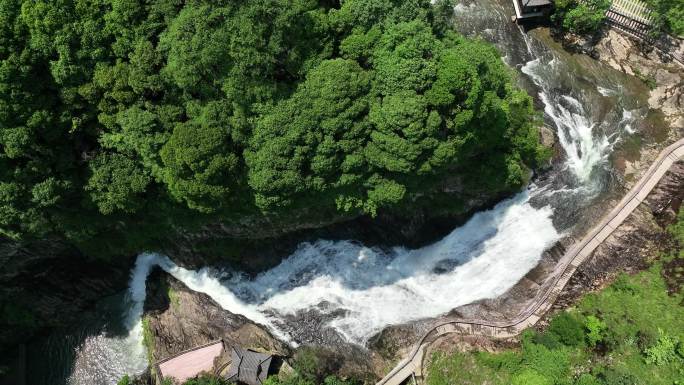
[376,138,684,385]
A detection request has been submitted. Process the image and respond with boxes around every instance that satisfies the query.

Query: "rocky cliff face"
[162,184,511,273]
[592,30,683,136]
[0,238,131,351]
[143,270,289,363]
[143,271,387,382]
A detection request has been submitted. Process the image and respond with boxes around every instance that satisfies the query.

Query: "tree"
[160,102,242,214]
[552,0,611,35]
[246,58,371,212]
[0,0,548,257]
[645,0,684,36]
[86,153,151,215]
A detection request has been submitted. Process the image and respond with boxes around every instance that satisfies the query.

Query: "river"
[28,0,664,384]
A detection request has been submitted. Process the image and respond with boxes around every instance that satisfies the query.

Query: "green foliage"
[0,0,548,258]
[141,317,155,365]
[585,315,607,347]
[86,153,151,215]
[552,0,611,35]
[643,329,681,366]
[117,375,130,385]
[426,352,512,385]
[167,285,180,308]
[512,368,553,385]
[575,373,602,385]
[181,375,233,385]
[547,312,586,347]
[644,0,684,36]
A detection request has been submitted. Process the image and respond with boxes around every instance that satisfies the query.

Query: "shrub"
[533,331,563,350]
[548,312,586,347]
[552,0,611,35]
[512,368,553,385]
[477,350,523,372]
[644,329,680,365]
[575,373,601,385]
[521,341,571,382]
[585,315,607,347]
[597,368,638,385]
[644,0,684,36]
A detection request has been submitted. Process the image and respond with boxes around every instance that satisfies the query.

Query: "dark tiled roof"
[523,0,552,6]
[225,347,273,385]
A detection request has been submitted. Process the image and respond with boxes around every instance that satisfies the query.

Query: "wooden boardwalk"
[376,138,684,385]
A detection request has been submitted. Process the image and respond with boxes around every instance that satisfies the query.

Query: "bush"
[643,329,680,365]
[532,331,563,350]
[585,315,607,347]
[552,0,611,35]
[597,368,638,385]
[521,341,571,382]
[548,312,586,347]
[644,0,684,36]
[575,373,601,385]
[512,368,553,385]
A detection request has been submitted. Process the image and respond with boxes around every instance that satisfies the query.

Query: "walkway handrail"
[376,138,684,385]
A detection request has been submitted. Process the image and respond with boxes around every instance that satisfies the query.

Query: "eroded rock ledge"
[143,270,288,364]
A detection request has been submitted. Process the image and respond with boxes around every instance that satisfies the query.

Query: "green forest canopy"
[0,0,548,257]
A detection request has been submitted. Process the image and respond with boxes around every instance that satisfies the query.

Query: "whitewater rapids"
[124,189,559,346]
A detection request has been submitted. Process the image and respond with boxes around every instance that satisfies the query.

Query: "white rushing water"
[522,55,614,189]
[124,190,559,345]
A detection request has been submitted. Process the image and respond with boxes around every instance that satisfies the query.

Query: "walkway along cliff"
[376,138,684,385]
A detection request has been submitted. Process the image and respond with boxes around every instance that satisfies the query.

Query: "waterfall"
[115,189,559,348]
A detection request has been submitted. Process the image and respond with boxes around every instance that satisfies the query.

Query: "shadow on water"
[25,291,139,385]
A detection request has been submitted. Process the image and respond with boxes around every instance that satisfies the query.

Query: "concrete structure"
[512,0,552,21]
[376,138,684,385]
[156,340,224,384]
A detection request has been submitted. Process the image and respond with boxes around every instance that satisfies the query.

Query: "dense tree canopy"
[0,0,548,256]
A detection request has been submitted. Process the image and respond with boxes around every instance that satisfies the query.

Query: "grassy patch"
[167,285,180,309]
[141,317,155,368]
[632,67,658,90]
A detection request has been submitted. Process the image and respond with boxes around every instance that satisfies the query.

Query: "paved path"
[376,138,684,385]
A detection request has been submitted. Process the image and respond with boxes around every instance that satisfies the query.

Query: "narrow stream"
[29,1,661,384]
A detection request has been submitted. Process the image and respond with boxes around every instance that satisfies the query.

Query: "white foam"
[522,56,613,188]
[251,191,559,342]
[597,85,617,96]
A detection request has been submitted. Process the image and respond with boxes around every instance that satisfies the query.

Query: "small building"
[224,347,274,385]
[512,0,553,22]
